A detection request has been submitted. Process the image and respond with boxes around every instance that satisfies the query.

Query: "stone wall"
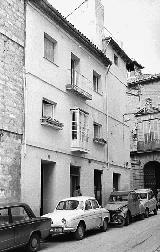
[0,0,24,203]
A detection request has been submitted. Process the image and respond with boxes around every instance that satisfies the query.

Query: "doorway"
[94,170,102,205]
[113,173,120,191]
[70,165,80,197]
[40,160,55,215]
[144,161,160,196]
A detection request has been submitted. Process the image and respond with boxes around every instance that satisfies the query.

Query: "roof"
[135,189,152,193]
[103,37,132,64]
[110,190,134,196]
[128,73,160,86]
[0,202,31,209]
[59,196,95,201]
[29,0,112,67]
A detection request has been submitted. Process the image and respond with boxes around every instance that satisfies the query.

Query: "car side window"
[11,206,30,223]
[91,200,99,209]
[85,200,92,210]
[0,208,10,226]
[148,192,152,200]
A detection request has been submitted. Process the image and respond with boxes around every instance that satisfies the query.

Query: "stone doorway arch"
[144,161,160,196]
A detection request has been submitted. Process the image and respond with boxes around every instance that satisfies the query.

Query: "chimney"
[67,0,104,50]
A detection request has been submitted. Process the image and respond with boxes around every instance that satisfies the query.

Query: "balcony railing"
[137,139,160,152]
[71,127,89,153]
[40,117,64,130]
[66,69,92,100]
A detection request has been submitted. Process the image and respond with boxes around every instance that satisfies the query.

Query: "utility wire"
[65,0,88,18]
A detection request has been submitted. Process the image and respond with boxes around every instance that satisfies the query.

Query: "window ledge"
[93,138,107,145]
[93,90,103,96]
[40,117,64,130]
[43,57,59,67]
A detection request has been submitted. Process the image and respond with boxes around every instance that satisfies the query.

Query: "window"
[114,54,118,66]
[91,199,99,209]
[11,206,30,223]
[85,200,92,210]
[44,33,57,63]
[42,98,56,119]
[93,71,101,93]
[0,208,10,226]
[93,123,102,139]
[71,54,80,86]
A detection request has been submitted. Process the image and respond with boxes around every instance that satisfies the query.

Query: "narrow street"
[39,211,160,252]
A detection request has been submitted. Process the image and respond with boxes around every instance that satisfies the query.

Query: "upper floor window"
[93,71,101,93]
[93,122,102,139]
[42,98,56,119]
[44,33,57,63]
[71,53,80,86]
[114,54,118,66]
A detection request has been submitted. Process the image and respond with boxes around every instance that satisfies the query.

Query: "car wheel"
[153,208,157,215]
[101,218,108,232]
[140,213,145,220]
[26,233,40,252]
[125,212,130,226]
[74,223,85,240]
[145,209,149,218]
[116,215,125,227]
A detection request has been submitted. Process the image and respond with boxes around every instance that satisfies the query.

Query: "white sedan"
[43,196,110,240]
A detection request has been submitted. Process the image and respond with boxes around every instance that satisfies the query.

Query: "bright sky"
[48,0,160,74]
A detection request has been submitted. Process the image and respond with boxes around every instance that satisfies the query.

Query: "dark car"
[0,202,51,252]
[105,190,145,227]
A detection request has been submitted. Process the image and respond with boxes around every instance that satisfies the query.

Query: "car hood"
[42,210,82,226]
[105,201,128,211]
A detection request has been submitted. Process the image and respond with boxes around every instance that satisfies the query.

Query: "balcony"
[40,117,64,130]
[137,139,160,152]
[93,137,107,145]
[71,128,89,153]
[66,70,92,100]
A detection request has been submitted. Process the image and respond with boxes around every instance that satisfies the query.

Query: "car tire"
[153,208,157,215]
[145,209,149,218]
[125,212,130,226]
[74,223,85,240]
[116,215,125,227]
[101,218,108,232]
[26,233,40,252]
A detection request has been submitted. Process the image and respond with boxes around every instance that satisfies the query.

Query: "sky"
[48,0,160,74]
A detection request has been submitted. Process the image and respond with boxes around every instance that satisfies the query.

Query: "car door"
[11,205,32,246]
[0,207,15,251]
[91,199,102,228]
[83,200,95,230]
[128,192,137,216]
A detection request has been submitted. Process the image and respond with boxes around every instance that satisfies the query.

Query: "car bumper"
[50,226,76,235]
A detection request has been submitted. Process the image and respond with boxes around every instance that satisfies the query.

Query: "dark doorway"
[144,161,160,196]
[40,160,55,215]
[70,166,80,197]
[94,170,102,205]
[113,173,120,191]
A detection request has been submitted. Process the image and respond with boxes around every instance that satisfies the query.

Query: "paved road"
[39,211,160,252]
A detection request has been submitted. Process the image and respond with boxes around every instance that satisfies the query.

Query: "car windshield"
[137,193,147,199]
[109,195,128,202]
[56,200,79,210]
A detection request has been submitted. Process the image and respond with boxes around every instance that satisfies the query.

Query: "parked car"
[42,196,110,240]
[135,188,158,217]
[0,202,51,252]
[105,190,145,227]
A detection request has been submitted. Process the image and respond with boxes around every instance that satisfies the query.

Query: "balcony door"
[71,53,79,86]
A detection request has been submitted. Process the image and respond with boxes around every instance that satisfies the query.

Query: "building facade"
[0,0,24,203]
[127,69,160,195]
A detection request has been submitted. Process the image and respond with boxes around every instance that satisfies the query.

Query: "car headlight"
[62,218,67,225]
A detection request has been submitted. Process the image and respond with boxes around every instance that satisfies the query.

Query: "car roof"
[110,190,135,196]
[58,196,96,202]
[135,189,152,193]
[0,202,30,209]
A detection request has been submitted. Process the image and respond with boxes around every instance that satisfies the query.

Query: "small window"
[0,208,10,226]
[114,54,118,66]
[44,33,57,63]
[94,123,102,138]
[93,71,101,93]
[91,199,99,209]
[42,99,56,119]
[85,200,92,210]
